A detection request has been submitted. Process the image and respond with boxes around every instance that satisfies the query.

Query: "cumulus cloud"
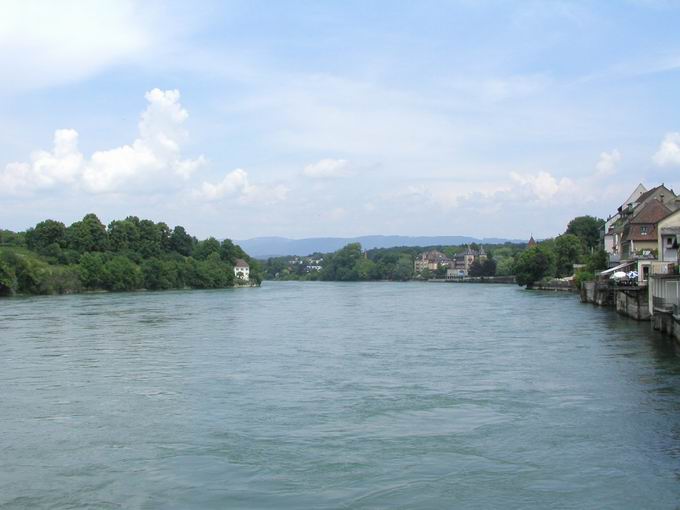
[0,129,83,194]
[653,132,680,166]
[509,171,577,201]
[0,89,206,195]
[303,158,350,178]
[195,169,289,205]
[595,149,621,176]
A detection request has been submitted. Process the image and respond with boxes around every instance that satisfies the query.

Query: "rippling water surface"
[1,282,679,509]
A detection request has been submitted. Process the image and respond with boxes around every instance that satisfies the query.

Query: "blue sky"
[1,0,680,240]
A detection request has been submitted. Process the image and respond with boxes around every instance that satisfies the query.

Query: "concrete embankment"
[430,276,516,284]
[651,312,680,350]
[580,282,650,321]
[530,279,576,292]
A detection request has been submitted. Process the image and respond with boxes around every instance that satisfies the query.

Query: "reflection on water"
[1,282,679,509]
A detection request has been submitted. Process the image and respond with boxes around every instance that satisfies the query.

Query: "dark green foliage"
[102,256,143,291]
[469,257,497,277]
[170,226,193,256]
[25,220,66,254]
[66,213,109,253]
[78,252,106,289]
[321,243,366,281]
[553,234,584,277]
[586,249,608,273]
[515,246,555,286]
[565,215,605,250]
[0,258,17,295]
[0,214,255,296]
[193,237,221,261]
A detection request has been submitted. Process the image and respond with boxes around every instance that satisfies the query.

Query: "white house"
[234,259,250,280]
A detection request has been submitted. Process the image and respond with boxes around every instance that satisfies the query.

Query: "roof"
[527,236,537,247]
[234,258,249,268]
[620,183,647,209]
[635,184,675,208]
[629,199,671,224]
[622,200,672,242]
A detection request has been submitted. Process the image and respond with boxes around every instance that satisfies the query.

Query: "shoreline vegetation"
[0,214,261,297]
[261,215,608,288]
[1,213,606,297]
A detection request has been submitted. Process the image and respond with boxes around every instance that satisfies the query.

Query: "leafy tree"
[78,252,106,289]
[25,220,66,254]
[102,256,143,291]
[565,215,605,250]
[66,213,108,253]
[321,243,363,281]
[108,218,140,252]
[0,259,17,295]
[586,249,608,273]
[194,237,221,261]
[553,234,584,277]
[515,245,555,287]
[170,226,193,256]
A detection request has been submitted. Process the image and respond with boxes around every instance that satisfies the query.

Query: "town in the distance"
[1,183,679,342]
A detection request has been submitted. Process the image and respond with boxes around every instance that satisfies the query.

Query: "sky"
[1,0,680,240]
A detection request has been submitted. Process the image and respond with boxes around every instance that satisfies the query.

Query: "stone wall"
[615,288,651,321]
[580,282,615,306]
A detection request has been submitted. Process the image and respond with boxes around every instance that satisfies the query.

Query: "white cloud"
[303,158,350,178]
[595,149,621,176]
[0,129,83,194]
[0,89,206,195]
[195,169,289,205]
[653,132,680,166]
[0,1,152,92]
[510,171,577,202]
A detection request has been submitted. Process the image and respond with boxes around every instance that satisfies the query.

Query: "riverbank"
[580,280,680,352]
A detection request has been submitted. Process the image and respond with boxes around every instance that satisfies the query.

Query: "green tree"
[108,218,140,252]
[78,252,106,289]
[66,213,108,253]
[102,256,143,291]
[25,220,66,254]
[565,215,605,250]
[170,226,193,256]
[586,249,608,273]
[553,234,584,277]
[0,259,17,295]
[193,237,221,261]
[515,245,555,287]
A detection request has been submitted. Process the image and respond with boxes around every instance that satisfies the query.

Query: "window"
[668,237,674,247]
[640,225,648,235]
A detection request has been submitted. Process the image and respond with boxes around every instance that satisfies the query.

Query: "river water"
[1,282,679,509]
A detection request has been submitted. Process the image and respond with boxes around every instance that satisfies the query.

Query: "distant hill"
[236,235,526,258]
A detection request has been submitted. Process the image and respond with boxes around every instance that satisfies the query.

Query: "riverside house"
[414,250,451,274]
[604,184,679,265]
[234,259,250,280]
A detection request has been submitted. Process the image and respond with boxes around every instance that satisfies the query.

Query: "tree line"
[260,215,607,285]
[513,215,607,287]
[0,214,259,296]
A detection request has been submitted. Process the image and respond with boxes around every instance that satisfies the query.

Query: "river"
[1,282,679,509]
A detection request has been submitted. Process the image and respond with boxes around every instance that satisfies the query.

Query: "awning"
[600,261,636,276]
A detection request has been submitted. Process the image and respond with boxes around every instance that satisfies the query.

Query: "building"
[414,250,451,273]
[234,259,250,280]
[604,184,679,265]
[657,208,680,265]
[527,235,537,248]
[620,200,672,259]
[446,245,487,278]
